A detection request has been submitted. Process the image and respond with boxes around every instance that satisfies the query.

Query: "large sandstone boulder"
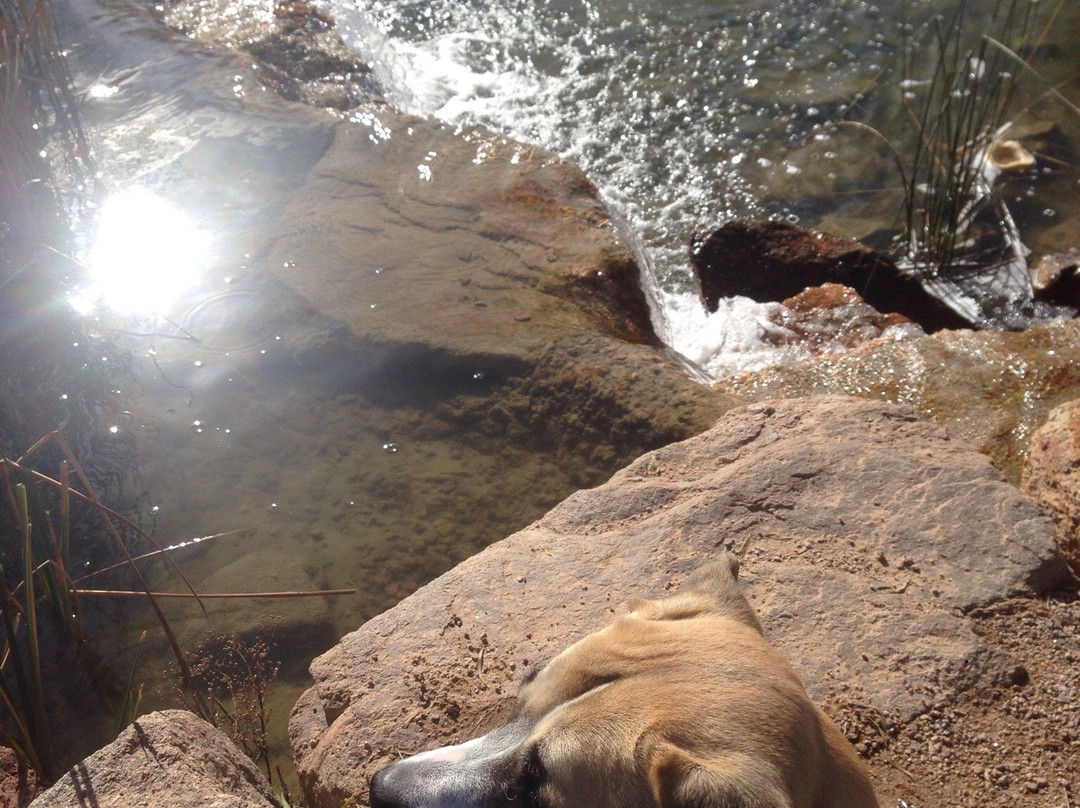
[289,395,1070,808]
[1023,399,1080,575]
[29,711,279,808]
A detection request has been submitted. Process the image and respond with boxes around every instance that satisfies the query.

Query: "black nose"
[370,765,408,808]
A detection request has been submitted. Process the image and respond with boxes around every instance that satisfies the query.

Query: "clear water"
[329,0,1080,374]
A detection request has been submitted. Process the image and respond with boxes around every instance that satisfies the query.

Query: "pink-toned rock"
[717,318,1080,482]
[0,748,44,808]
[1022,399,1080,576]
[29,711,280,808]
[290,396,1070,808]
[761,283,924,355]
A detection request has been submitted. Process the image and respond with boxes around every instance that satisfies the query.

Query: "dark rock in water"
[158,0,380,108]
[1032,249,1080,310]
[1023,399,1080,578]
[690,219,971,332]
[289,396,1070,808]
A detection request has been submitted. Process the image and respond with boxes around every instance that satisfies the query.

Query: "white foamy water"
[325,0,1072,375]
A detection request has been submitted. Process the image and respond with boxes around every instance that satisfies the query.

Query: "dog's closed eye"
[507,743,546,807]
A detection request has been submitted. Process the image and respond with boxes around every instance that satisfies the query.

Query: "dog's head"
[369,554,877,808]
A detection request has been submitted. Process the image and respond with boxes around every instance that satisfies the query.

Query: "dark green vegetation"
[890,0,1075,282]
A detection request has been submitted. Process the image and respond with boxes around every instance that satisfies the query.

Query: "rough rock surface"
[29,711,280,808]
[690,219,970,331]
[1023,399,1080,575]
[0,748,44,808]
[719,317,1080,482]
[289,395,1070,808]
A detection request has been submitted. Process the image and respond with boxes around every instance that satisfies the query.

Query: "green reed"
[893,0,1050,282]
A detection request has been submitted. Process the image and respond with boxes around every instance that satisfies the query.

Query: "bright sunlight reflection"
[73,188,210,317]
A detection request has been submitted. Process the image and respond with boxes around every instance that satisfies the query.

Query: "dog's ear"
[648,744,791,808]
[682,551,742,589]
[631,553,763,633]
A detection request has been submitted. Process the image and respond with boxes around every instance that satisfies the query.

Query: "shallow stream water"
[37,0,1080,787]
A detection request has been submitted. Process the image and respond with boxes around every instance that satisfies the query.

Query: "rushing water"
[329,0,1080,374]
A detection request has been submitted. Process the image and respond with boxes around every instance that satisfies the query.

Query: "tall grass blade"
[984,36,1080,117]
[118,631,146,733]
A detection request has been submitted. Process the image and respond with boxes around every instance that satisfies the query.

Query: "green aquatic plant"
[892,0,1040,286]
[0,432,357,783]
[1,0,90,270]
[0,432,204,780]
[886,0,1080,318]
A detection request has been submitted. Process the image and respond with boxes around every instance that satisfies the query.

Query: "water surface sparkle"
[74,188,210,317]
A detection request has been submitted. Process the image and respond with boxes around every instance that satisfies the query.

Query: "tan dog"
[370,554,879,808]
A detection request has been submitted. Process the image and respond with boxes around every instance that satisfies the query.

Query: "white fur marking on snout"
[407,735,489,766]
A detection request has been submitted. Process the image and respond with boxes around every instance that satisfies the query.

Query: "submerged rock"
[156,0,380,108]
[760,283,924,355]
[289,396,1070,808]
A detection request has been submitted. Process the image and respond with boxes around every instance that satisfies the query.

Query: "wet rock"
[760,283,924,355]
[157,0,379,108]
[29,711,280,808]
[1032,249,1080,309]
[717,318,1080,482]
[269,114,660,359]
[1022,399,1080,576]
[260,109,726,462]
[289,396,1069,808]
[690,219,970,331]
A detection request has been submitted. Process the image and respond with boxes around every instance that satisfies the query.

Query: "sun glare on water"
[73,188,210,317]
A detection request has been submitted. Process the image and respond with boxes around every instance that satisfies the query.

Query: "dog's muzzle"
[370,718,537,808]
